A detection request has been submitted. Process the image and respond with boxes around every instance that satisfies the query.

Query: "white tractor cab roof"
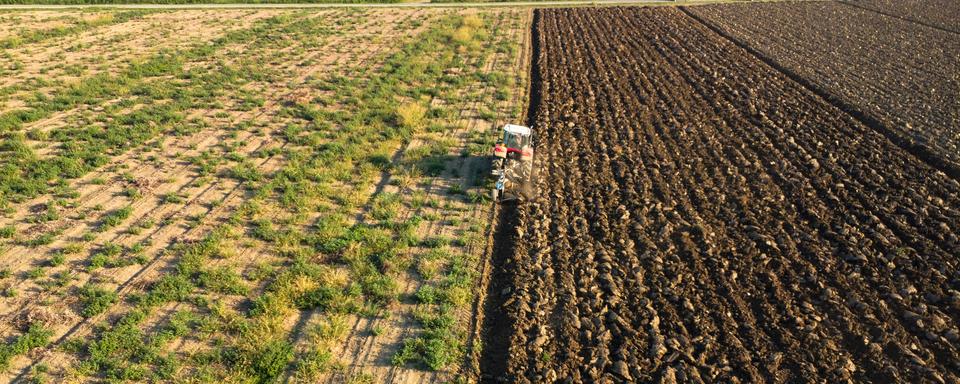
[504,124,531,136]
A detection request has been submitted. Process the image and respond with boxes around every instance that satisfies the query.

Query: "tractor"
[492,124,535,202]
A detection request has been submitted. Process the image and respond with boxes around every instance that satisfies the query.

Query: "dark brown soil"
[479,201,521,383]
[845,0,960,33]
[495,7,960,384]
[689,1,960,179]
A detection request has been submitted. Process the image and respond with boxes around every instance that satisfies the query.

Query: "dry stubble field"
[0,8,530,383]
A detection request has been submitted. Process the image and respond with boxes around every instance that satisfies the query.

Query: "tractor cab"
[492,124,535,202]
[496,124,533,161]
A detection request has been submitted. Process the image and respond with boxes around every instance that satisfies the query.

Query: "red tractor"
[492,124,535,202]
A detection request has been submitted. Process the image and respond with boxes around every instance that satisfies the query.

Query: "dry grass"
[396,102,427,131]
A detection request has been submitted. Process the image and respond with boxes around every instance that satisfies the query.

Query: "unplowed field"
[0,8,529,383]
[689,2,960,178]
[495,7,960,383]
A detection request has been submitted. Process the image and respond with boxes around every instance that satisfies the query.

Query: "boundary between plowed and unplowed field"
[838,0,960,35]
[474,8,540,383]
[679,6,960,181]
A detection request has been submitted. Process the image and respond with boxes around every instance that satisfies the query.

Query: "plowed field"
[689,1,960,178]
[846,0,960,33]
[494,7,960,384]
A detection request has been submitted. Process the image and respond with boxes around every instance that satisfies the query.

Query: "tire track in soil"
[462,9,531,381]
[477,9,539,383]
